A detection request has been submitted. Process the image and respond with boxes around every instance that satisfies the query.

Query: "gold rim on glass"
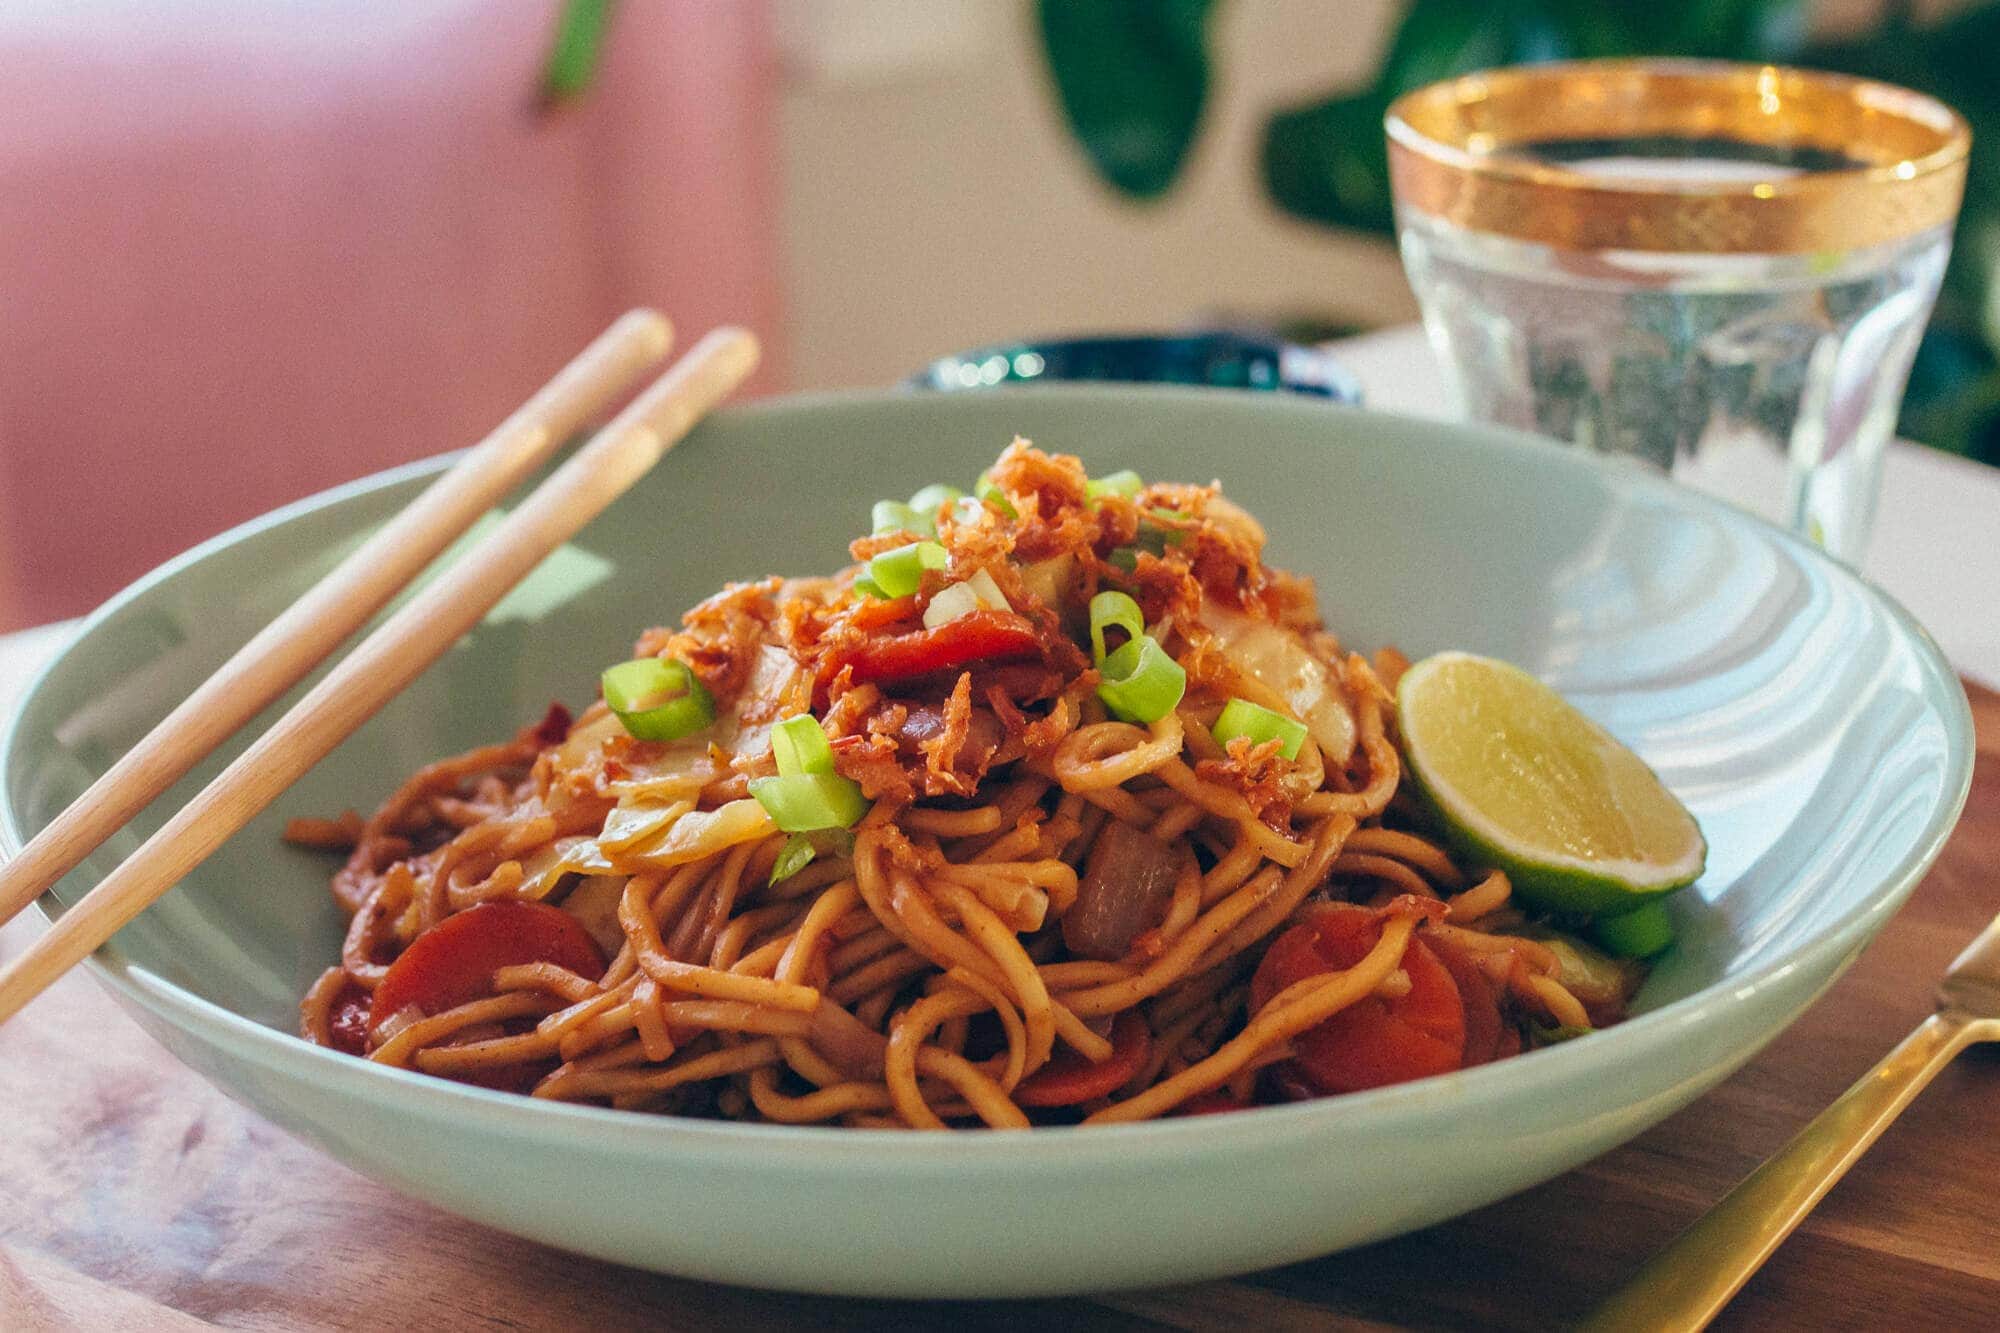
[1386,59,1970,254]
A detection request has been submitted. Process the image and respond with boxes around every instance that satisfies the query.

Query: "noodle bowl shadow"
[0,387,1971,1297]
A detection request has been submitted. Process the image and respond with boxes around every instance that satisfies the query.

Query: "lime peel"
[1396,652,1705,916]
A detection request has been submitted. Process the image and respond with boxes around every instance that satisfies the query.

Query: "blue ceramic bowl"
[0,388,1971,1297]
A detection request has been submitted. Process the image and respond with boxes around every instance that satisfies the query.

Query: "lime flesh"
[1396,652,1706,915]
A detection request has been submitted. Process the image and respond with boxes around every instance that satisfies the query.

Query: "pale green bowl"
[0,388,1972,1297]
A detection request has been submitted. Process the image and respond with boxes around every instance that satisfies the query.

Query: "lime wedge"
[1396,652,1705,915]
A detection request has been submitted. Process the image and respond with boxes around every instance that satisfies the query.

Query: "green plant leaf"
[542,0,616,105]
[1036,0,1215,199]
[1376,0,1575,97]
[1261,1,1571,235]
[1258,0,1809,236]
[1614,0,1806,59]
[1899,362,2000,465]
[1803,2,2000,372]
[1262,90,1398,236]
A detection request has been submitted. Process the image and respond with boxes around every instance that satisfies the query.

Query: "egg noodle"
[294,441,1636,1127]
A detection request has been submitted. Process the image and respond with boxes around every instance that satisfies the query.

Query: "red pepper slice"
[1424,931,1505,1067]
[369,900,607,1038]
[843,610,1041,686]
[1013,1010,1152,1108]
[1251,904,1466,1095]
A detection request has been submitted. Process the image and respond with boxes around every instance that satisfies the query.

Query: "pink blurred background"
[0,1,781,630]
[0,0,1419,634]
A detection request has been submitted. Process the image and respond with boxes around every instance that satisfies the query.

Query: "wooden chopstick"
[0,309,672,935]
[0,326,759,1026]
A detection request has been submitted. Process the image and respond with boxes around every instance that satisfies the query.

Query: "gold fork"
[1585,919,2000,1331]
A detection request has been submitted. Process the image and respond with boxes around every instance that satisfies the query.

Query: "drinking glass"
[1387,60,1969,560]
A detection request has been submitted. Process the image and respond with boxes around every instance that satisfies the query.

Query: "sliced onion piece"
[598,798,694,853]
[1204,494,1267,550]
[1199,605,1356,765]
[1016,553,1074,610]
[714,646,804,762]
[552,709,626,773]
[559,873,628,957]
[621,798,775,869]
[515,835,618,898]
[922,567,1011,629]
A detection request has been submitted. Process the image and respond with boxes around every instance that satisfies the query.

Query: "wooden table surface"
[3,684,1995,1332]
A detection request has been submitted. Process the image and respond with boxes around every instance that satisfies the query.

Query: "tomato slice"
[1250,904,1466,1095]
[1014,1010,1152,1108]
[842,610,1041,686]
[1425,932,1505,1067]
[369,900,607,1037]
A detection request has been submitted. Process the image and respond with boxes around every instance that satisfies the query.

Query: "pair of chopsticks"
[0,312,759,1024]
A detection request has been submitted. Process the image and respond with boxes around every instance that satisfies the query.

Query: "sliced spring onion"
[922,567,1011,629]
[1088,590,1145,665]
[1096,635,1185,724]
[768,827,858,886]
[1133,509,1190,556]
[874,486,969,538]
[1592,899,1676,958]
[867,541,947,598]
[749,772,870,832]
[975,469,1017,518]
[600,658,714,742]
[1103,515,1189,573]
[769,832,818,886]
[1086,469,1143,501]
[852,574,888,599]
[907,483,964,515]
[872,499,924,537]
[1212,698,1308,761]
[770,713,835,777]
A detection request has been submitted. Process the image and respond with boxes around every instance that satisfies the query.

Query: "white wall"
[774,0,1413,390]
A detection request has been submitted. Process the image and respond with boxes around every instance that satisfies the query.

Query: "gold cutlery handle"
[1583,1012,1983,1332]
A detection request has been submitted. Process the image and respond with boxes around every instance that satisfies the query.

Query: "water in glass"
[1398,138,1951,561]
